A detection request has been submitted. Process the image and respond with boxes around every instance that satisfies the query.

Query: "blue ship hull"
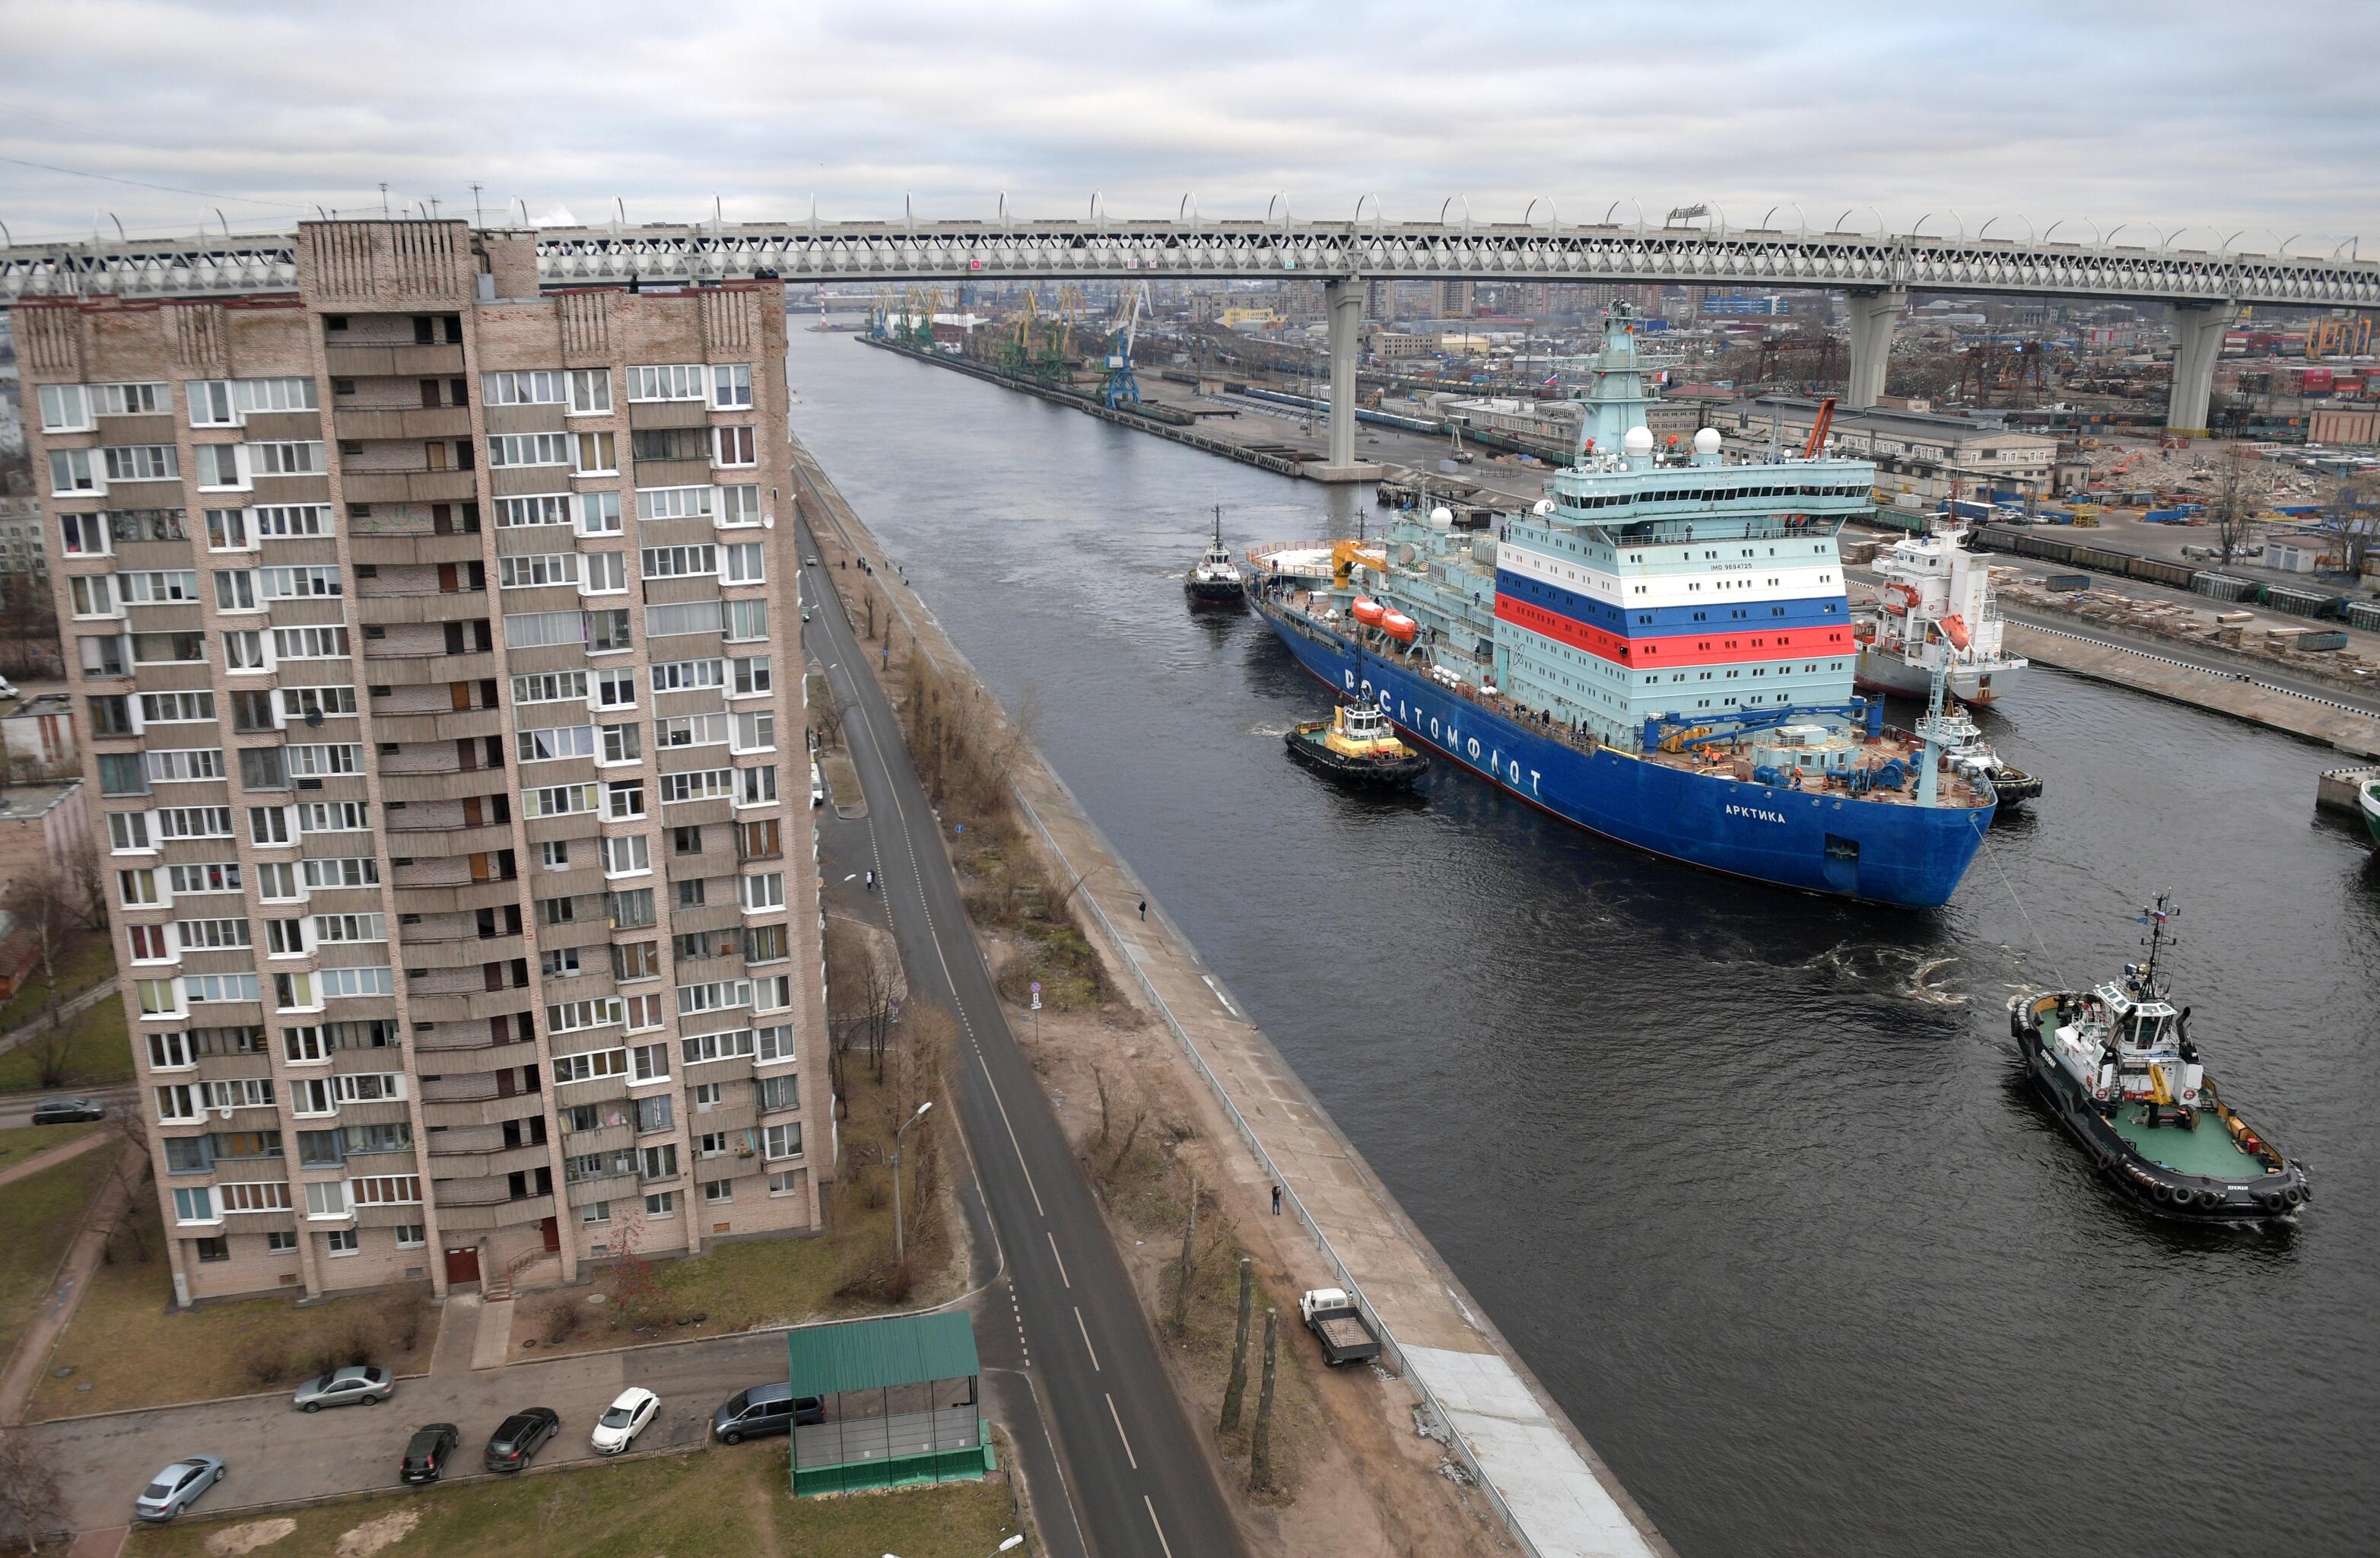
[1256,599,1991,908]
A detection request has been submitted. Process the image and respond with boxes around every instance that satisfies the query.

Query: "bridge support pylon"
[1845,286,1908,408]
[2165,300,2239,437]
[1317,278,1378,482]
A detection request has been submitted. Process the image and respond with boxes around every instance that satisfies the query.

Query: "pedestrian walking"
[1271,1184,1282,1216]
[866,870,875,892]
[1138,899,1147,920]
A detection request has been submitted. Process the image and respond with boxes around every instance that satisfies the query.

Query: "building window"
[394,1224,425,1249]
[702,1179,732,1204]
[195,1236,230,1263]
[266,1230,298,1254]
[326,1228,360,1257]
[644,1191,677,1217]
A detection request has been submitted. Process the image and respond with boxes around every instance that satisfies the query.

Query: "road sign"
[1029,981,1041,1011]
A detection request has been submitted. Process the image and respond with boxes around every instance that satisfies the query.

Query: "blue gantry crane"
[1101,284,1149,409]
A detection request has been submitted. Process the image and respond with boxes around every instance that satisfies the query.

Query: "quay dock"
[856,334,1381,481]
[791,438,1672,1558]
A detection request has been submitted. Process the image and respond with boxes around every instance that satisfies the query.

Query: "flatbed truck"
[1299,1288,1382,1367]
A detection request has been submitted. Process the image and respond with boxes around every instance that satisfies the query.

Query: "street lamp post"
[891,1100,933,1263]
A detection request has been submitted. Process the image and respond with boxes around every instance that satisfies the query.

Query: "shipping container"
[2045,573,2092,591]
[2294,630,2350,651]
[2344,599,2380,631]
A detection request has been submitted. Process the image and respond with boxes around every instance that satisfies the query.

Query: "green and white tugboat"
[2008,895,2311,1221]
[2359,775,2380,847]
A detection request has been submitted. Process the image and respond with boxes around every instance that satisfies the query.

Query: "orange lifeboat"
[1940,614,1972,650]
[1882,583,1922,615]
[1351,597,1386,628]
[1379,610,1419,643]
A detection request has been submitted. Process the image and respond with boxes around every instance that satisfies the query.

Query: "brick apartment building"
[18,220,832,1305]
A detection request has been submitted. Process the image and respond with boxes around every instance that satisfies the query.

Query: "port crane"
[1101,284,1149,409]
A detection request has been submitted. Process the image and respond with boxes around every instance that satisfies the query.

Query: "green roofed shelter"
[785,1311,991,1495]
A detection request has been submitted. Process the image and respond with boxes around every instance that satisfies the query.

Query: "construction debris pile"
[2000,576,2378,689]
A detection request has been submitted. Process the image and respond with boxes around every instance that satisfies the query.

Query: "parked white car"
[590,1386,659,1455]
[809,761,826,809]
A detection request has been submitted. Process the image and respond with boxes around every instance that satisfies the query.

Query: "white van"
[809,761,825,809]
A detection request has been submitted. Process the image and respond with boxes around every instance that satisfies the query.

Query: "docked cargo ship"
[1246,310,1995,908]
[2007,897,2311,1220]
[1852,521,2029,704]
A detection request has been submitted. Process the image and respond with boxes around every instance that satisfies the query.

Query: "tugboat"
[2008,895,2311,1221]
[1185,507,1246,607]
[2359,775,2380,848]
[1936,707,2042,812]
[1285,701,1428,790]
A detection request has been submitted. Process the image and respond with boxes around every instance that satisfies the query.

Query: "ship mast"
[2137,893,2178,999]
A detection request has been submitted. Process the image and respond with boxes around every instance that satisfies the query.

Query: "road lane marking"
[1145,1496,1174,1558]
[1200,975,1238,1016]
[1047,1231,1070,1288]
[1104,1392,1136,1468]
[1073,1306,1100,1371]
[977,1051,1045,1216]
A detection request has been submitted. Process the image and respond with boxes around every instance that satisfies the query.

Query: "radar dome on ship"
[1693,428,1722,456]
[1533,498,1555,515]
[1623,427,1654,456]
[1428,506,1454,529]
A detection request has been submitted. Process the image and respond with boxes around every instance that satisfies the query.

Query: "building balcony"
[335,405,473,440]
[323,342,468,377]
[432,1194,556,1232]
[564,1172,635,1209]
[420,1073,501,1104]
[357,592,488,629]
[562,1122,633,1158]
[419,1093,548,1131]
[371,707,504,745]
[340,469,479,505]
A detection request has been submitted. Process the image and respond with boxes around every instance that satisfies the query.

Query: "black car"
[399,1423,459,1485]
[31,1096,104,1125]
[483,1407,561,1472]
[710,1383,825,1445]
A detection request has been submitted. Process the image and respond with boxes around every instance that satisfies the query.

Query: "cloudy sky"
[2,0,2374,253]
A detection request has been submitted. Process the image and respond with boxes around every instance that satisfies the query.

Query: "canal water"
[786,329,2380,1557]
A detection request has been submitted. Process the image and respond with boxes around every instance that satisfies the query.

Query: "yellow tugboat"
[1285,702,1428,791]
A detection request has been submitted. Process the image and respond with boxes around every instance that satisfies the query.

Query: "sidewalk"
[0,978,119,1060]
[0,1143,141,1426]
[796,444,1672,1558]
[0,1127,110,1191]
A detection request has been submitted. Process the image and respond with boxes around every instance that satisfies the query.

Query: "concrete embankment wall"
[855,335,1326,480]
[2001,619,2380,756]
[790,437,1673,1558]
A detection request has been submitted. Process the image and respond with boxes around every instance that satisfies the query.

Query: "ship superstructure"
[1854,522,2029,704]
[1246,308,1995,906]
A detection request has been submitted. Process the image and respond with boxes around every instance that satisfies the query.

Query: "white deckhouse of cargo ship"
[1854,522,2029,704]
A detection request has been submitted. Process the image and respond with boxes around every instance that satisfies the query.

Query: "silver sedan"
[291,1365,394,1412]
[134,1456,224,1521]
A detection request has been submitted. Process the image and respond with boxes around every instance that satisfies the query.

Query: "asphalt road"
[801,519,1247,1558]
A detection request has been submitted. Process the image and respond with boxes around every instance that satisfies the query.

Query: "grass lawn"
[821,748,863,807]
[125,1440,1027,1558]
[0,1118,100,1167]
[515,1059,961,1357]
[0,928,115,1032]
[0,987,132,1095]
[0,1142,115,1367]
[27,1200,437,1420]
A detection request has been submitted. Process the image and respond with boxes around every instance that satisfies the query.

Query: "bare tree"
[94,1107,154,1264]
[2207,449,2264,571]
[1219,1257,1253,1435]
[824,918,897,1099]
[0,1430,65,1554]
[1170,1164,1200,1337]
[2319,472,2378,583]
[1249,1307,1279,1493]
[3,859,81,1089]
